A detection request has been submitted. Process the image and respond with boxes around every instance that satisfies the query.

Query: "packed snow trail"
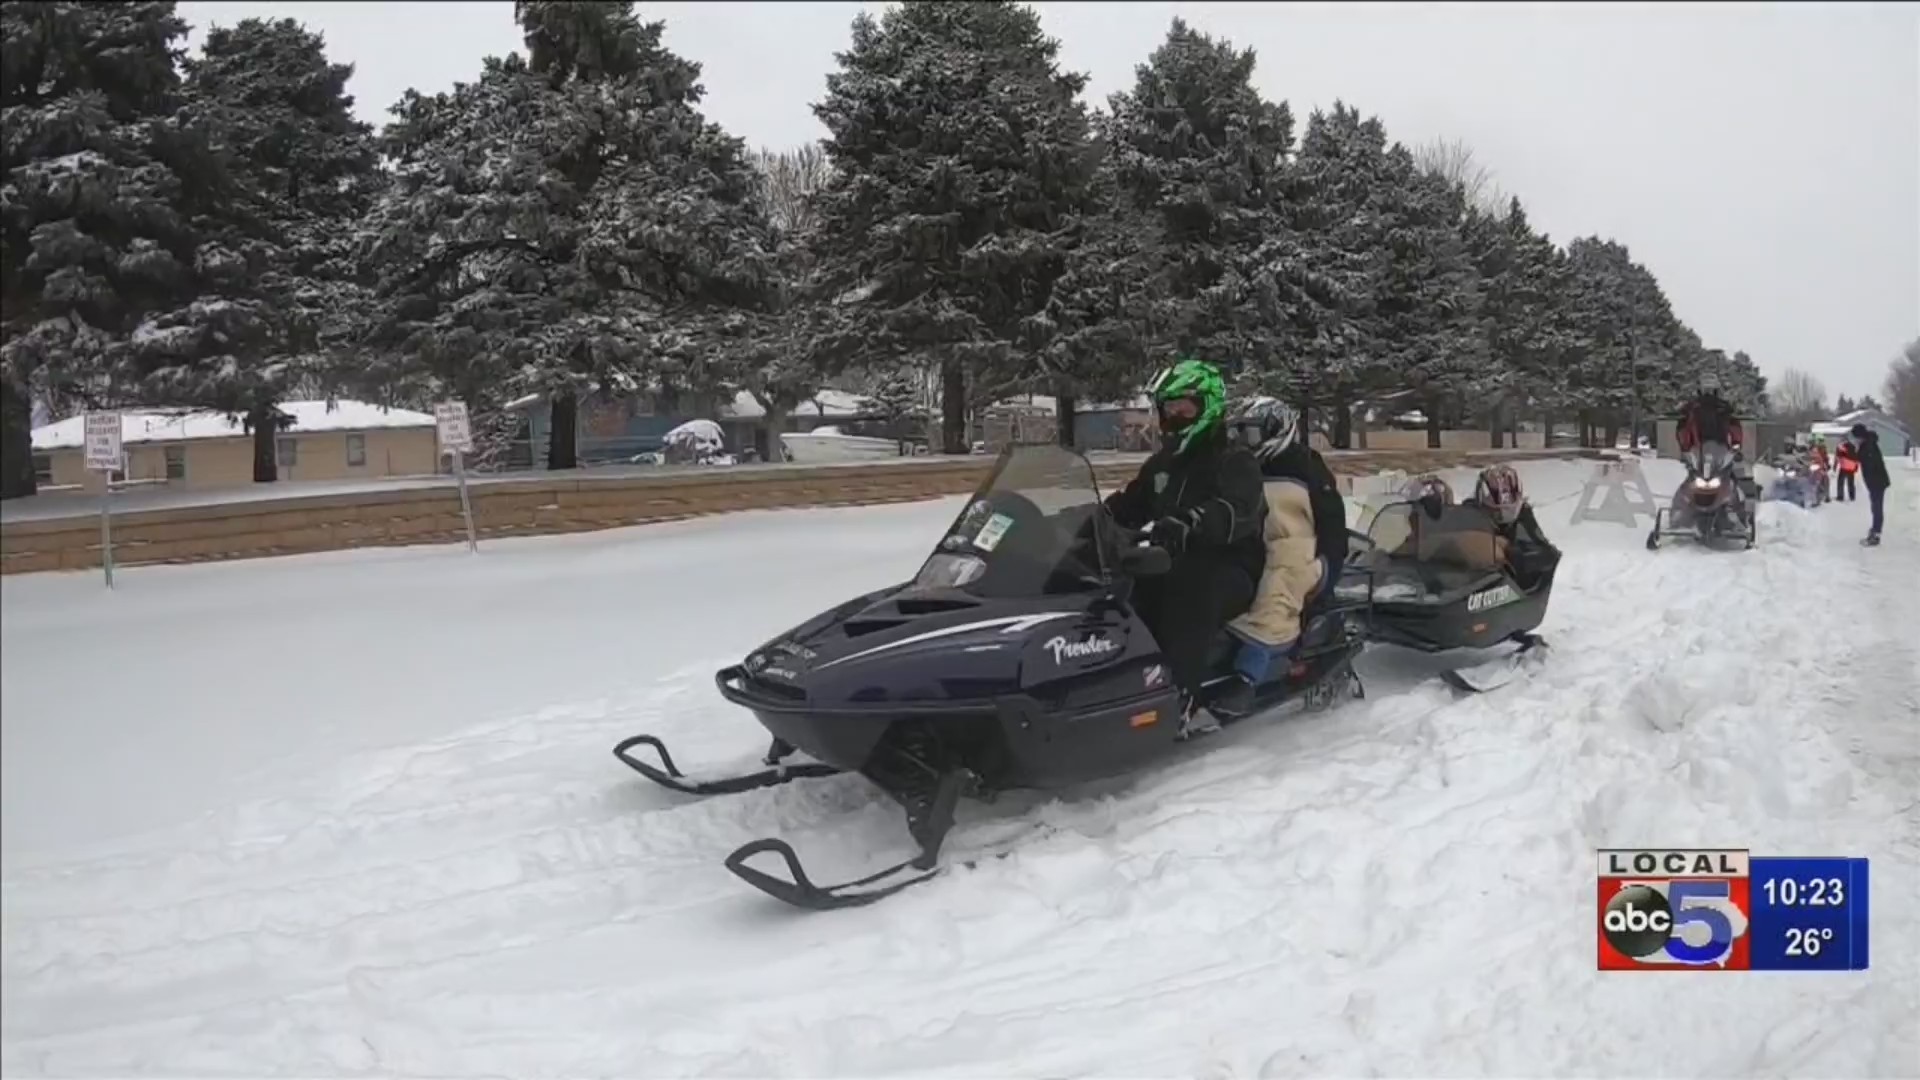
[2,459,1914,1077]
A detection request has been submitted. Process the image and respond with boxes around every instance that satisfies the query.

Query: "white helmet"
[1230,396,1300,461]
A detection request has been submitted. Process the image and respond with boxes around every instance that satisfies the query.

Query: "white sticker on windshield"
[974,512,1014,552]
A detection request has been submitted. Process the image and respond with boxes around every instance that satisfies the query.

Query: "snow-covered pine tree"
[1459,197,1570,446]
[1281,102,1399,444]
[1029,152,1160,446]
[811,0,1100,453]
[0,0,221,497]
[177,16,381,480]
[1100,19,1342,407]
[359,1,776,470]
[719,143,838,459]
[1371,140,1486,448]
[1561,237,1684,445]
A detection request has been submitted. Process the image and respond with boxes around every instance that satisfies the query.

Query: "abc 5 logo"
[1598,878,1750,968]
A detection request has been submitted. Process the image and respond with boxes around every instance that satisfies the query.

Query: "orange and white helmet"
[1474,464,1525,524]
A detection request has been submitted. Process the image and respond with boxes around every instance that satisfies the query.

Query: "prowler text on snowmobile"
[611,443,1369,910]
[1336,498,1559,694]
[1647,443,1756,551]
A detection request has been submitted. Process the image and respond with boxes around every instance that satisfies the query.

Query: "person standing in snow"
[1850,423,1890,546]
[1835,437,1861,502]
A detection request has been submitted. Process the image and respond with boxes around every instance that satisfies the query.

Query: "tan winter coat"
[1231,478,1325,649]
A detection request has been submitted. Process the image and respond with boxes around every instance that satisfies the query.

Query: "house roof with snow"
[1809,409,1911,441]
[31,400,436,451]
[719,389,874,420]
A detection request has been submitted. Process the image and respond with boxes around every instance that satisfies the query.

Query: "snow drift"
[2,458,1914,1077]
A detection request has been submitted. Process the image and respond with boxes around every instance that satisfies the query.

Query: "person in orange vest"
[1835,437,1861,502]
[1806,436,1831,503]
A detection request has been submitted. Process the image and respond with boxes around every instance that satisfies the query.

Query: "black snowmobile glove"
[1149,515,1191,555]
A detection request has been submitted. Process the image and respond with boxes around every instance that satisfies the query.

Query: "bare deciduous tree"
[1414,136,1507,216]
[1884,337,1920,447]
[753,143,832,236]
[1770,366,1829,424]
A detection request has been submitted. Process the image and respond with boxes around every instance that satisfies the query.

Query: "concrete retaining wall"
[0,447,1599,575]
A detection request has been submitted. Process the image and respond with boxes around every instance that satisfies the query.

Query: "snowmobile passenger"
[1102,358,1267,725]
[1214,398,1346,708]
[1464,464,1560,590]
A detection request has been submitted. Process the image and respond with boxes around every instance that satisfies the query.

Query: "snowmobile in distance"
[1764,452,1821,509]
[1647,443,1756,551]
[611,443,1369,910]
[1336,497,1558,694]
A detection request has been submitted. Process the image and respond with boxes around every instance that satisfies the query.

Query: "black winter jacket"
[1857,432,1891,491]
[1256,440,1350,567]
[1105,428,1267,581]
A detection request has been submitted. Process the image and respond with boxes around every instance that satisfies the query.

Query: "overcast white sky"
[178,0,1919,401]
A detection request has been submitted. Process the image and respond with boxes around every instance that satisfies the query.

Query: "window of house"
[164,445,186,480]
[276,437,298,468]
[346,433,367,467]
[32,454,51,484]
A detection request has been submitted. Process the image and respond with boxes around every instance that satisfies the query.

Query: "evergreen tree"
[810,0,1100,453]
[179,16,381,480]
[1279,102,1398,442]
[1100,19,1345,417]
[1460,197,1573,446]
[359,1,775,469]
[1371,140,1485,447]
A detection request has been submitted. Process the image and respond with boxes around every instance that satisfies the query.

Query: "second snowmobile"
[1648,443,1756,550]
[1337,497,1559,693]
[611,443,1369,910]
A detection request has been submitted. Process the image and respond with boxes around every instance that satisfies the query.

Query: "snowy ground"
[3,457,1915,1078]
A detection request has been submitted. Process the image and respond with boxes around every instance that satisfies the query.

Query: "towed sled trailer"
[612,444,1369,910]
[1336,499,1559,694]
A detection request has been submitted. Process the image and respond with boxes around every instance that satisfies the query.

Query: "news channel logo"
[1597,849,1751,969]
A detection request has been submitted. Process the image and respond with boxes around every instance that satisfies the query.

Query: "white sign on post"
[84,411,122,588]
[435,400,479,554]
[435,400,474,455]
[84,411,123,472]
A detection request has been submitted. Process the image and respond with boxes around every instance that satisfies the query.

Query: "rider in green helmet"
[1103,356,1268,733]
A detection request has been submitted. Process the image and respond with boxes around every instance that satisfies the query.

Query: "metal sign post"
[435,400,479,554]
[83,411,122,588]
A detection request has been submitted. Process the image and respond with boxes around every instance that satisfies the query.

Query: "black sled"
[1338,498,1559,693]
[612,444,1369,910]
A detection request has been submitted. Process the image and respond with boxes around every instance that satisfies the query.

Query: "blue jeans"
[1869,485,1885,535]
[1233,557,1336,683]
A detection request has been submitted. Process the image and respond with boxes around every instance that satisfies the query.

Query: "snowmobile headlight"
[1697,477,1721,489]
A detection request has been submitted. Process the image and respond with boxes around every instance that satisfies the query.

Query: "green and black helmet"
[1146,357,1227,453]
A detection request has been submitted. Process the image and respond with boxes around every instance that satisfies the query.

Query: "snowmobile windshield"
[1691,442,1736,479]
[911,444,1111,599]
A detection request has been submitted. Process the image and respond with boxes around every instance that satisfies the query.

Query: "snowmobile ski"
[612,734,840,796]
[1439,633,1547,694]
[723,767,973,910]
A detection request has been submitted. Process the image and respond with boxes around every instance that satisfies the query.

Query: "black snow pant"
[1868,485,1886,536]
[1132,554,1257,702]
[1837,471,1856,501]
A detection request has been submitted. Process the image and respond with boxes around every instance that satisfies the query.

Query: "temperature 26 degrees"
[1761,874,1845,908]
[1747,856,1869,971]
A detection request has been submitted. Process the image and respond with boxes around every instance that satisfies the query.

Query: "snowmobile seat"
[1359,502,1508,604]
